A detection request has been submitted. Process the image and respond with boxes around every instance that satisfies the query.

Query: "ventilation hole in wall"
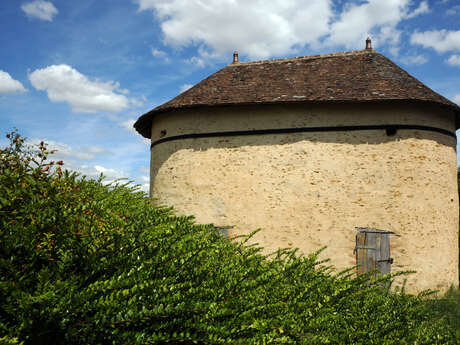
[386,128,397,136]
[160,130,167,138]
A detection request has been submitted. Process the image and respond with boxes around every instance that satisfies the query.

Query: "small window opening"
[386,127,397,136]
[355,227,394,278]
[160,130,167,138]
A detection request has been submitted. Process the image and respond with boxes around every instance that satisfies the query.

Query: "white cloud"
[120,119,136,133]
[24,138,148,192]
[410,30,460,53]
[21,1,58,21]
[447,55,460,66]
[106,115,145,134]
[405,1,429,19]
[138,176,150,193]
[389,46,400,57]
[187,56,206,67]
[400,54,428,65]
[131,98,145,108]
[151,48,169,61]
[28,64,131,113]
[446,5,460,15]
[61,163,129,185]
[136,0,333,60]
[77,146,111,160]
[326,0,428,50]
[139,167,149,174]
[0,70,27,94]
[179,84,193,93]
[29,139,110,161]
[93,165,128,180]
[136,0,431,61]
[453,94,460,104]
[28,139,128,184]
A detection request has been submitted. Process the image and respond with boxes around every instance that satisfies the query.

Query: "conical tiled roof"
[135,49,460,138]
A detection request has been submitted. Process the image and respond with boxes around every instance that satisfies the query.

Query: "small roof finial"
[366,37,372,50]
[233,51,239,64]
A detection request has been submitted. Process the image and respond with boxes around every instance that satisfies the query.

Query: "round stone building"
[134,43,460,293]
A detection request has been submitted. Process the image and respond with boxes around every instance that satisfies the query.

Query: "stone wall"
[149,102,459,293]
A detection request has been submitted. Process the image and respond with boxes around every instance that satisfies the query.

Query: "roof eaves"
[134,49,460,138]
[134,98,460,139]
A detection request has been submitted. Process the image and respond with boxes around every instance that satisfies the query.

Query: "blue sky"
[1,0,460,191]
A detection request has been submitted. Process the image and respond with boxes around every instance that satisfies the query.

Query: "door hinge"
[355,246,376,250]
[377,258,394,264]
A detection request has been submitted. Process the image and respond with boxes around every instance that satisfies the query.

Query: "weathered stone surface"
[149,103,458,294]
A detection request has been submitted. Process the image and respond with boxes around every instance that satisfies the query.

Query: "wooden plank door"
[355,228,392,277]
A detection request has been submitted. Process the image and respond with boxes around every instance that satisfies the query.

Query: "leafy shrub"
[429,288,460,340]
[0,131,458,344]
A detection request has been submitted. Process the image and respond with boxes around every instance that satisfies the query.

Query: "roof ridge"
[229,49,376,66]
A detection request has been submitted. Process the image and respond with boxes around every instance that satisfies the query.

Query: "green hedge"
[0,131,458,344]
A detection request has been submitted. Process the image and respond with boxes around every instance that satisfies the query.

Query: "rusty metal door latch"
[377,258,394,264]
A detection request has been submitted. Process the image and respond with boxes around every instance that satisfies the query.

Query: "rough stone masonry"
[135,43,460,293]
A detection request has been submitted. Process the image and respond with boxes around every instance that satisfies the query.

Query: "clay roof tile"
[135,49,460,138]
